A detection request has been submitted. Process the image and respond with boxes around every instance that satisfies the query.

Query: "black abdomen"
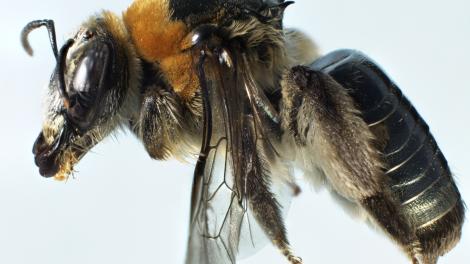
[311,50,464,256]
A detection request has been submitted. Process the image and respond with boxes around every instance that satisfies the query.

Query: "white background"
[0,0,468,263]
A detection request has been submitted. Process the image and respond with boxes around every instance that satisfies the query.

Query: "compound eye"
[66,42,110,132]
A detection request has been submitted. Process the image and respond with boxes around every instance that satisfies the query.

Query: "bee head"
[22,13,139,180]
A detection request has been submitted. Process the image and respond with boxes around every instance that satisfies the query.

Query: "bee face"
[27,13,139,180]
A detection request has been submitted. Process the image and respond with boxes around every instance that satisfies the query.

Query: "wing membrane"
[185,51,290,264]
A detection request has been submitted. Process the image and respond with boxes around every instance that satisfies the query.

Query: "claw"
[409,252,438,264]
[288,255,303,264]
[412,256,420,264]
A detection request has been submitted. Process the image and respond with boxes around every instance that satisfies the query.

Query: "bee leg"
[362,194,422,262]
[138,81,184,160]
[244,156,302,263]
[421,255,438,264]
[249,189,303,264]
[281,66,420,262]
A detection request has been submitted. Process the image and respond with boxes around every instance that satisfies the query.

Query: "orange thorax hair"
[124,0,198,100]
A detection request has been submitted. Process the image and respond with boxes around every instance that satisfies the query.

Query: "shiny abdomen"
[312,49,464,256]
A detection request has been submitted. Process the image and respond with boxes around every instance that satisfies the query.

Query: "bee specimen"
[22,0,464,263]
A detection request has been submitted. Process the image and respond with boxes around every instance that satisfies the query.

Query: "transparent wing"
[185,51,293,264]
[186,134,250,264]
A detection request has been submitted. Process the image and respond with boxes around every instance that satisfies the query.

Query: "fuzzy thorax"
[124,0,200,100]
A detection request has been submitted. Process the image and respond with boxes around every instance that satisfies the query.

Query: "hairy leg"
[280,65,421,262]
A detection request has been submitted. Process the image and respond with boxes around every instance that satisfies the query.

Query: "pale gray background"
[0,0,468,263]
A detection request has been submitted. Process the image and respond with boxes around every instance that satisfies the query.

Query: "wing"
[185,50,293,264]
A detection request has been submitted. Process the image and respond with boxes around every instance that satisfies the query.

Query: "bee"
[21,0,464,263]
